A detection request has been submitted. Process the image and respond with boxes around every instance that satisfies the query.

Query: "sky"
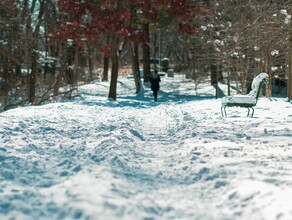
[1,74,292,220]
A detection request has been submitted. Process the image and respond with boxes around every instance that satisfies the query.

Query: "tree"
[26,0,45,104]
[191,0,290,97]
[0,0,20,107]
[53,0,209,100]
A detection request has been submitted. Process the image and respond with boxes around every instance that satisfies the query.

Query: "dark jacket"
[150,75,161,92]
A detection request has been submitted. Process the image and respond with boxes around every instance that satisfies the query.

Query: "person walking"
[149,71,161,102]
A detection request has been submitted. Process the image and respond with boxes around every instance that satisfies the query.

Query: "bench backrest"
[248,72,269,100]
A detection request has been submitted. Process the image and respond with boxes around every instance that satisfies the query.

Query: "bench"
[221,72,269,117]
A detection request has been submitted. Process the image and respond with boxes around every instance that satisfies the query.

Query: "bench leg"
[250,107,254,117]
[222,106,254,118]
[221,106,224,117]
[221,106,227,117]
[246,107,254,117]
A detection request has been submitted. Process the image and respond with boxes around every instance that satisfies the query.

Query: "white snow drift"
[1,75,292,220]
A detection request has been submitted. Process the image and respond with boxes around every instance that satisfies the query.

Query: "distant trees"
[0,0,209,111]
[53,0,209,100]
[0,0,30,109]
[2,0,292,112]
[189,0,291,97]
[0,0,102,110]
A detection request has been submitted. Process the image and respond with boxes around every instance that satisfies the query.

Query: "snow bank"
[1,75,292,219]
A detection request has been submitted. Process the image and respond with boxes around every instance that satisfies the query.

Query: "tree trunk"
[67,45,76,86]
[266,52,272,97]
[108,36,119,100]
[153,31,158,72]
[288,24,292,101]
[130,42,142,94]
[108,0,122,100]
[2,57,10,106]
[128,3,142,93]
[28,0,45,105]
[227,72,231,96]
[87,45,93,82]
[102,55,109,81]
[142,22,151,83]
[29,50,37,104]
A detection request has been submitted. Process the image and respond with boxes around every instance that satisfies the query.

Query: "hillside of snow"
[1,74,292,220]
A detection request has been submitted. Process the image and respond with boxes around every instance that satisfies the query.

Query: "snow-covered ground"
[1,74,292,220]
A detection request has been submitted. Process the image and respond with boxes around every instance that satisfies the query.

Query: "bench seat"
[221,73,269,117]
[221,94,256,106]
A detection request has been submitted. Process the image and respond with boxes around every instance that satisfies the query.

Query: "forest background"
[1,0,292,112]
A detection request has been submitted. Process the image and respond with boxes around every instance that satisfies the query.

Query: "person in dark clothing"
[149,71,161,102]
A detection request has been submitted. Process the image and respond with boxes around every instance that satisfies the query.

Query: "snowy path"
[1,77,292,219]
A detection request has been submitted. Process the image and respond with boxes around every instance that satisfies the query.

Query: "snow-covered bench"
[221,72,269,117]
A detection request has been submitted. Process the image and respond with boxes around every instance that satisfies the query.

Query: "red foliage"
[51,0,132,48]
[100,45,112,57]
[0,0,18,15]
[127,28,148,43]
[51,0,210,53]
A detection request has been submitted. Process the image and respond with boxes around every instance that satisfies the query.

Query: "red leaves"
[0,0,18,15]
[55,0,132,38]
[128,28,148,43]
[128,0,210,35]
[100,45,112,57]
[51,0,210,54]
[178,22,199,35]
[49,20,86,44]
[57,0,88,18]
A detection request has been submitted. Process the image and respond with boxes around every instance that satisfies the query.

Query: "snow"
[222,73,268,106]
[1,74,292,220]
[222,94,256,105]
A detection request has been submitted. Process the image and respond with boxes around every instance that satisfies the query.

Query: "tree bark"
[29,50,37,104]
[66,45,76,86]
[266,51,272,97]
[108,0,122,100]
[102,55,109,81]
[288,23,292,101]
[108,36,119,100]
[28,0,45,105]
[130,42,142,94]
[87,45,94,82]
[142,22,151,83]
